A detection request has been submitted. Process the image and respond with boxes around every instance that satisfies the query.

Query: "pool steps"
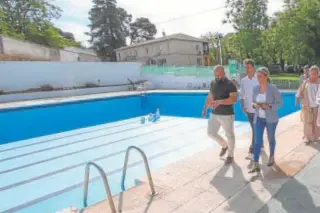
[82,146,156,213]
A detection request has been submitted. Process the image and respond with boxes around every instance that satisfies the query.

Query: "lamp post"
[216,33,223,65]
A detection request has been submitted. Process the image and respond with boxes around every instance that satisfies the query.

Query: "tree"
[59,30,76,42]
[266,0,320,65]
[87,0,132,61]
[129,17,157,44]
[223,0,269,60]
[283,0,298,9]
[201,32,227,65]
[224,0,268,31]
[0,0,81,48]
[0,0,61,36]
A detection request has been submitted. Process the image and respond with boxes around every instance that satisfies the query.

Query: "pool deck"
[81,111,320,213]
[0,89,296,110]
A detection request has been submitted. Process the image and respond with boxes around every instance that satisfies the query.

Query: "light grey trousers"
[207,114,236,157]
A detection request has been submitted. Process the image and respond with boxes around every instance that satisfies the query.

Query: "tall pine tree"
[87,0,132,61]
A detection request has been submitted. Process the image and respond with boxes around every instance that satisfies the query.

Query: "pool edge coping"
[0,89,297,112]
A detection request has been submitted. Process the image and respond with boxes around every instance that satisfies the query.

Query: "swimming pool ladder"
[83,162,116,213]
[121,146,156,195]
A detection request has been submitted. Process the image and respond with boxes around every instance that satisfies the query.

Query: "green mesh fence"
[141,65,231,77]
[141,64,262,78]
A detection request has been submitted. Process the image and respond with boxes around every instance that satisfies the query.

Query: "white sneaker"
[245,153,253,160]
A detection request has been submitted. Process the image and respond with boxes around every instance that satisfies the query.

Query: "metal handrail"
[121,146,156,195]
[83,162,116,213]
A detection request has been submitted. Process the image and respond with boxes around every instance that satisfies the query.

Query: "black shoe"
[225,156,234,165]
[219,147,228,157]
[249,162,260,173]
[305,140,312,145]
[267,157,275,167]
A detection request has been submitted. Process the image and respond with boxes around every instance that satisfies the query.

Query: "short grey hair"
[214,65,225,72]
[310,65,319,73]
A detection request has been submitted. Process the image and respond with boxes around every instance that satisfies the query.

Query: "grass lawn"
[270,73,300,80]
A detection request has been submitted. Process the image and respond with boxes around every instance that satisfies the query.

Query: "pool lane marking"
[0,119,191,175]
[0,123,208,192]
[0,122,246,191]
[0,128,211,213]
[0,118,148,152]
[0,122,246,213]
[0,118,177,162]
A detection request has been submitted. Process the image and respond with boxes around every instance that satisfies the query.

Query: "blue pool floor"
[0,116,251,213]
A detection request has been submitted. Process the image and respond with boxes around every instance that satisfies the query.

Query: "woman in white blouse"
[296,65,320,144]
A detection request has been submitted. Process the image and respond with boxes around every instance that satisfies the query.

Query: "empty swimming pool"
[0,92,300,213]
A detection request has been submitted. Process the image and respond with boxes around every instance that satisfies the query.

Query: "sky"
[54,0,285,47]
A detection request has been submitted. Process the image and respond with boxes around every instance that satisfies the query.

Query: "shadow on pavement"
[210,142,320,213]
[210,162,269,213]
[259,142,320,213]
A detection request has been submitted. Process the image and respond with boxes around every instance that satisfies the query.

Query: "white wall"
[0,62,142,92]
[64,47,96,56]
[0,86,129,103]
[2,36,52,60]
[141,73,212,89]
[59,50,79,61]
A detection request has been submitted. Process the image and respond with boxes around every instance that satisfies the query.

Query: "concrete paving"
[81,111,320,213]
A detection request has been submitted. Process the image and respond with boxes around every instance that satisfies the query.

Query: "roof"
[115,33,205,51]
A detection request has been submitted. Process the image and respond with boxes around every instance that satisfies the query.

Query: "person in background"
[249,67,282,173]
[202,65,238,165]
[300,65,310,84]
[240,59,263,161]
[296,65,320,144]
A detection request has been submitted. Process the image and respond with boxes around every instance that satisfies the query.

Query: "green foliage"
[87,0,158,60]
[130,17,157,44]
[222,0,320,68]
[222,0,269,64]
[0,0,81,48]
[87,0,131,61]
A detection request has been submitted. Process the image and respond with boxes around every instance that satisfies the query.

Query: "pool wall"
[0,92,300,145]
[144,92,299,121]
[0,96,144,144]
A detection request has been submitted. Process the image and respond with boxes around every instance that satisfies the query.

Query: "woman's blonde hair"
[257,67,271,83]
[310,65,319,74]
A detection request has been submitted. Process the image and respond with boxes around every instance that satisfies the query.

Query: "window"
[196,45,200,51]
[134,50,138,56]
[145,48,149,54]
[197,58,202,66]
[118,53,121,61]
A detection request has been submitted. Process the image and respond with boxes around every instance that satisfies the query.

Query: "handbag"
[300,106,314,123]
[299,82,314,123]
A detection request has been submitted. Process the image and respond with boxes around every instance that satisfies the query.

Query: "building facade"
[115,33,210,66]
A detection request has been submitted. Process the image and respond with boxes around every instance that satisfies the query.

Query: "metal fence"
[271,79,300,90]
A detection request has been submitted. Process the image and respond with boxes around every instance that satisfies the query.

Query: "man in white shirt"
[240,59,263,160]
